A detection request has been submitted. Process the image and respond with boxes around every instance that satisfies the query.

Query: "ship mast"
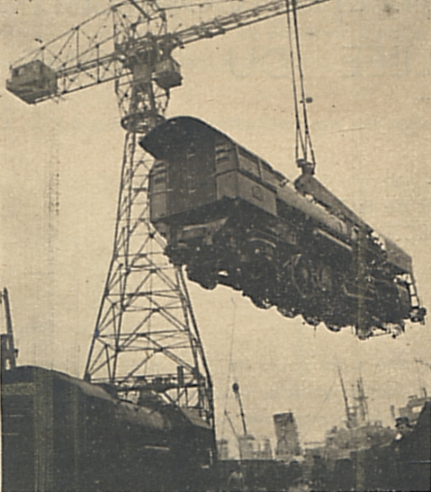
[354,377,369,425]
[338,367,354,429]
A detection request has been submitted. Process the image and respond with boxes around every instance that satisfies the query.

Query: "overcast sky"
[1,0,431,454]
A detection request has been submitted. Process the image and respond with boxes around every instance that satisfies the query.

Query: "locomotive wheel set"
[141,117,425,340]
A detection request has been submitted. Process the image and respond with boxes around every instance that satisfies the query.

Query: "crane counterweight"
[6,59,57,104]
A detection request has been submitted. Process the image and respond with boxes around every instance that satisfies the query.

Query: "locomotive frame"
[140,116,425,340]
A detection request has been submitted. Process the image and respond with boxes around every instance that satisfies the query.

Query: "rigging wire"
[285,0,303,162]
[284,0,316,168]
[291,0,315,165]
[318,373,337,418]
[304,367,337,438]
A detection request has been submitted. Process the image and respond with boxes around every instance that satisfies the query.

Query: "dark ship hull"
[313,401,431,492]
[1,365,215,492]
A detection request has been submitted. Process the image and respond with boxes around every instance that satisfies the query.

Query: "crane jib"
[6,0,330,105]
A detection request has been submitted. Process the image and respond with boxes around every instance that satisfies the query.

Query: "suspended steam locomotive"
[140,117,425,339]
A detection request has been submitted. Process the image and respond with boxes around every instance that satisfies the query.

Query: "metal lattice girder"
[7,0,329,105]
[7,1,167,104]
[84,131,214,424]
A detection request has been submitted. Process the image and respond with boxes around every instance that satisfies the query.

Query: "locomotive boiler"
[140,116,425,339]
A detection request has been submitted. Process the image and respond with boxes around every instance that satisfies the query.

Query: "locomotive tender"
[140,117,425,339]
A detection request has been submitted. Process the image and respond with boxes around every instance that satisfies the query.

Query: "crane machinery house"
[7,60,57,104]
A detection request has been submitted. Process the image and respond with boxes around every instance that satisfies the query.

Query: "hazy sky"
[1,0,431,454]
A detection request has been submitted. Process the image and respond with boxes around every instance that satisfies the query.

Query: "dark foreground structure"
[1,364,303,492]
[2,364,430,491]
[1,365,215,492]
[140,116,425,340]
[311,401,431,492]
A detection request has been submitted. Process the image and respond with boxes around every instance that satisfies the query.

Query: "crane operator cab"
[6,60,57,104]
[154,55,182,91]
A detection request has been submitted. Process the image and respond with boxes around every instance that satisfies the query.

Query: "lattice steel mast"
[81,3,214,426]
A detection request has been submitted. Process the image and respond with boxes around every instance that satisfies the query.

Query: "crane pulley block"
[7,60,57,104]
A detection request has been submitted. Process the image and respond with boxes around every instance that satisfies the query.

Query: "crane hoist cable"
[285,0,316,172]
[220,298,238,439]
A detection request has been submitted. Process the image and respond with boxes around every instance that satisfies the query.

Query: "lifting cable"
[284,0,316,169]
[220,298,238,440]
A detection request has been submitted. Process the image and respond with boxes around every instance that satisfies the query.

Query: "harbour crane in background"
[233,382,249,436]
[231,381,258,459]
[224,409,242,458]
[6,0,328,430]
[338,367,369,429]
[224,382,257,460]
[0,288,18,373]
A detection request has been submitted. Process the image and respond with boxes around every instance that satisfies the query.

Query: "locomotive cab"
[142,117,280,224]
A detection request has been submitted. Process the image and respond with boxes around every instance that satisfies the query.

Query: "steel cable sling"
[285,0,316,169]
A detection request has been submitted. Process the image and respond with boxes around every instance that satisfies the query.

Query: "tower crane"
[224,383,253,460]
[6,0,329,429]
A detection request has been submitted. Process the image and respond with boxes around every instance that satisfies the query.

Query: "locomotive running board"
[294,173,371,233]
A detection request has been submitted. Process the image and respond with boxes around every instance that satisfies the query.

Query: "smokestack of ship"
[273,412,302,462]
